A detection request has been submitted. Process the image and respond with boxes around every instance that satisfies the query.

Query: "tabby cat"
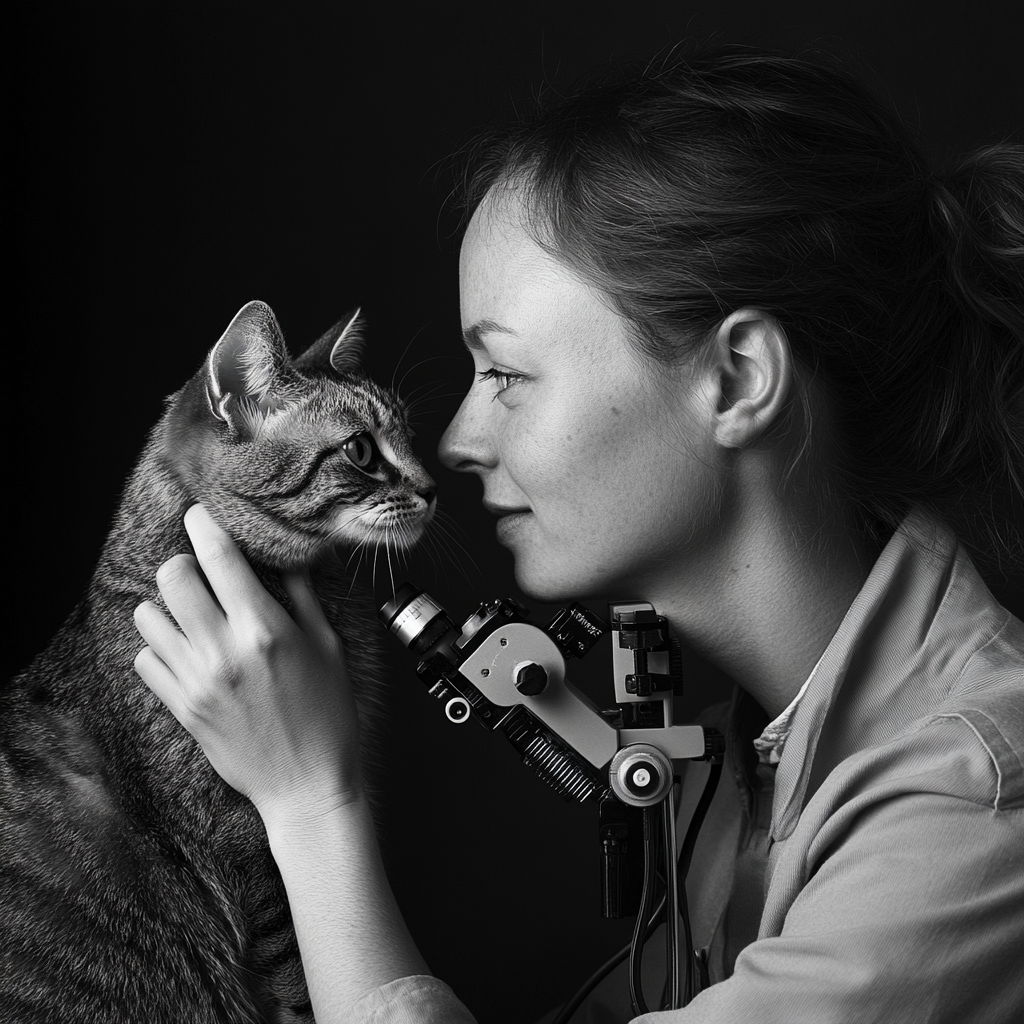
[0,301,435,1022]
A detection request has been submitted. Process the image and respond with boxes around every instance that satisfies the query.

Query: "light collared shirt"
[354,511,1024,1022]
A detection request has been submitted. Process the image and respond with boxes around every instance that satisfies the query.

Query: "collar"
[753,671,814,767]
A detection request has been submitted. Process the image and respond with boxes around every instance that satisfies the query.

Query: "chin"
[515,557,648,609]
[512,562,567,603]
[513,562,604,605]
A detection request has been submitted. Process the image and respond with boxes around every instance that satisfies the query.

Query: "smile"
[483,502,531,518]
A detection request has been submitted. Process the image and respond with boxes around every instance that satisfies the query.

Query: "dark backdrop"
[6,2,1022,1020]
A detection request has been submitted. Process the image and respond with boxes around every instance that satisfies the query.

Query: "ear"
[709,309,793,449]
[296,308,367,376]
[206,300,289,424]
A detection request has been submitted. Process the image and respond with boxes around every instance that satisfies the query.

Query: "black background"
[6,2,1023,1020]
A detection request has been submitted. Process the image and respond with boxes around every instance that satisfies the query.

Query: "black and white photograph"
[4,2,1023,1021]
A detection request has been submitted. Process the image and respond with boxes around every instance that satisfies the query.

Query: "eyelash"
[476,367,525,395]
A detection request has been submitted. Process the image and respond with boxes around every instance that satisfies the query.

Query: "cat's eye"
[343,433,378,469]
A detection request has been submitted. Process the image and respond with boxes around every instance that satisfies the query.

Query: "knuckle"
[324,630,345,662]
[248,622,281,658]
[203,651,238,688]
[182,683,219,720]
[155,553,195,591]
[200,536,237,572]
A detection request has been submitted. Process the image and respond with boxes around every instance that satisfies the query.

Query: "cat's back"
[0,547,274,1022]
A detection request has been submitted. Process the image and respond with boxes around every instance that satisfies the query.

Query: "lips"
[483,501,531,517]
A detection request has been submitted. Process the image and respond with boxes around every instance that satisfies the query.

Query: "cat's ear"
[206,300,289,423]
[297,308,367,376]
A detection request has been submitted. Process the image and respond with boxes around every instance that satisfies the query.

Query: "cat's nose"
[417,484,437,507]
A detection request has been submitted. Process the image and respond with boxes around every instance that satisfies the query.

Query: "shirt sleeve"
[349,975,478,1024]
[632,758,1024,1022]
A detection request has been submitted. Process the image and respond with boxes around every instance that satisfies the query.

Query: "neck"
[92,435,194,595]
[650,486,878,721]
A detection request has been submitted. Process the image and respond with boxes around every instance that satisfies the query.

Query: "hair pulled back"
[459,46,1024,555]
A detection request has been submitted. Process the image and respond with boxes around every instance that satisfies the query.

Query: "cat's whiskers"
[385,323,430,395]
[384,527,397,595]
[390,324,462,396]
[426,506,481,581]
[404,384,468,418]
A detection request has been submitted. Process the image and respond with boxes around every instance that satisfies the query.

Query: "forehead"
[297,375,402,429]
[460,192,554,294]
[459,190,628,354]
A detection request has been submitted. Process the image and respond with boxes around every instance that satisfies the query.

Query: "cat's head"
[163,300,435,570]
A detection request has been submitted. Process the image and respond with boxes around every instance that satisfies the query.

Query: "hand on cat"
[134,504,363,829]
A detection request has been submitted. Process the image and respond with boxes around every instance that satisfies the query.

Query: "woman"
[134,47,1024,1022]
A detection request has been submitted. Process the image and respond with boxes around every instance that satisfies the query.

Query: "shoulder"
[799,606,1023,817]
[827,560,1024,812]
[819,696,1024,823]
[914,605,1024,809]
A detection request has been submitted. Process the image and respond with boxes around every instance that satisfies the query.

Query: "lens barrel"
[379,584,457,658]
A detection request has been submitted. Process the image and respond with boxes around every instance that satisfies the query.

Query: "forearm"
[264,797,431,1022]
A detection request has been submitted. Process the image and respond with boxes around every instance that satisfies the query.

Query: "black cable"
[677,760,722,1004]
[662,795,681,1008]
[550,943,631,1024]
[553,758,724,1023]
[551,885,673,1024]
[628,806,659,1015]
[679,760,722,880]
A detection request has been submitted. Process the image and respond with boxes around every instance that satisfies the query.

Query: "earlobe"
[711,309,793,449]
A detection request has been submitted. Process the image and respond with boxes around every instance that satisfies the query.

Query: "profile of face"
[439,187,730,604]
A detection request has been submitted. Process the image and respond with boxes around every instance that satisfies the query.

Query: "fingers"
[281,572,343,653]
[153,552,228,652]
[134,600,198,724]
[134,599,193,664]
[133,644,188,722]
[182,505,278,622]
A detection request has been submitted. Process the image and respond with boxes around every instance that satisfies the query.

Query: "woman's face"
[439,189,727,603]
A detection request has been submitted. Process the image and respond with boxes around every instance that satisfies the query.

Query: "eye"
[343,433,378,469]
[477,367,526,395]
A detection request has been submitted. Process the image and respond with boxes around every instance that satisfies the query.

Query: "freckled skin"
[439,191,727,604]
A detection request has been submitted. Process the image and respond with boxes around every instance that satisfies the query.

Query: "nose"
[438,391,497,475]
[417,482,437,506]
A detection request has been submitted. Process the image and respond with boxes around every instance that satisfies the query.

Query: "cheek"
[504,406,633,521]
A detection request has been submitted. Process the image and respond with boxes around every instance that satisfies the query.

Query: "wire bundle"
[552,760,723,1022]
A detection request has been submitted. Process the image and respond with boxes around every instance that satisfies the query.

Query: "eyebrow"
[462,319,519,350]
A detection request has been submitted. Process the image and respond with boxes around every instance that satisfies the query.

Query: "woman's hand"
[133,504,362,827]
[135,505,434,1016]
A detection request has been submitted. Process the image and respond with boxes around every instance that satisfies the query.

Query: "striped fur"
[0,302,434,1023]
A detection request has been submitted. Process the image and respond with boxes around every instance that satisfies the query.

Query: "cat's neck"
[91,433,195,600]
[91,428,296,612]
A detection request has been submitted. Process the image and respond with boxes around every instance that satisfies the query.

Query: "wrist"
[258,773,369,847]
[260,788,430,1016]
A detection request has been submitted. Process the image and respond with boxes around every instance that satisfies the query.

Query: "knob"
[514,661,548,696]
[609,744,674,807]
[444,696,471,723]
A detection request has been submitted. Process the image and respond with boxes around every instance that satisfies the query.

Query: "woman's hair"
[457,46,1024,558]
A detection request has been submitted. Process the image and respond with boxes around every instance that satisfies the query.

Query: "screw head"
[514,662,548,696]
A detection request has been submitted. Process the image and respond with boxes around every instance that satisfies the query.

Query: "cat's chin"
[329,522,427,559]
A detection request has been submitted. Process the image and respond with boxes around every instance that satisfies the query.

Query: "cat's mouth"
[330,501,433,552]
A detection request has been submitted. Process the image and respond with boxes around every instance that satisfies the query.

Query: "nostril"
[418,485,437,506]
